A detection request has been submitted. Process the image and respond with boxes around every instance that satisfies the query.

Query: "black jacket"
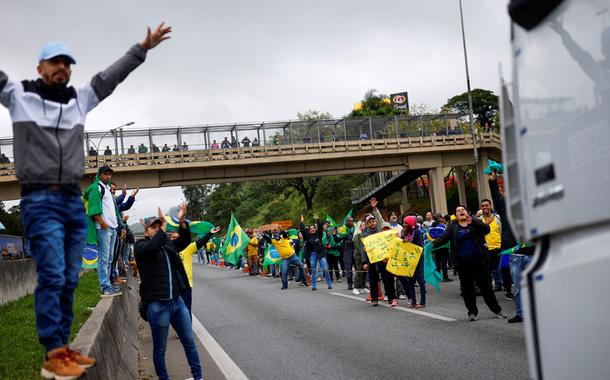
[300,220,325,261]
[431,218,490,270]
[134,225,191,301]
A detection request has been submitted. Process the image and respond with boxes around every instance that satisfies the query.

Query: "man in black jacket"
[135,204,202,380]
[432,205,506,321]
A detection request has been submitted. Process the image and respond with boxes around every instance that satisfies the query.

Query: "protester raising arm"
[172,203,192,253]
[195,227,221,250]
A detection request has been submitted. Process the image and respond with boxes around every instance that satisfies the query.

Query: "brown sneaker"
[66,346,96,369]
[41,347,85,379]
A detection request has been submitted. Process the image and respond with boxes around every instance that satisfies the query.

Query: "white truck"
[503,0,610,379]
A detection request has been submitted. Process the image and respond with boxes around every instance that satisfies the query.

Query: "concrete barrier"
[70,278,139,380]
[0,259,36,305]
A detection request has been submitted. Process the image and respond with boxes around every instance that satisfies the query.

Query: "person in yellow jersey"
[262,230,309,289]
[246,230,260,276]
[171,226,221,318]
[479,199,512,299]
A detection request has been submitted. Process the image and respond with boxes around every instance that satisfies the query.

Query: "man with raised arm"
[0,23,171,380]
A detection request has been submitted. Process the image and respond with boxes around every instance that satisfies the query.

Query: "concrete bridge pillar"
[476,150,493,204]
[400,186,410,214]
[455,166,467,207]
[428,166,448,215]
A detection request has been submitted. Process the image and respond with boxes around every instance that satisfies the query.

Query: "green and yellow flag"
[219,213,249,265]
[326,215,338,228]
[263,243,282,266]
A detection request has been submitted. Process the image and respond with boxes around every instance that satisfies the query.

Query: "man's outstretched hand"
[141,22,172,50]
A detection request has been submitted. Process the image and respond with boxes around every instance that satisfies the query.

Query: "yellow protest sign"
[386,241,422,277]
[362,230,398,263]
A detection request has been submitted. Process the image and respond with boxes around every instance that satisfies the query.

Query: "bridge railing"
[0,129,500,177]
[0,113,499,161]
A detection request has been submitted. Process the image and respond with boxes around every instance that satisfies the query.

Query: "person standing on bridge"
[0,22,172,379]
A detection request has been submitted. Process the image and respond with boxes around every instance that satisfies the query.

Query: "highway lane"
[190,264,529,380]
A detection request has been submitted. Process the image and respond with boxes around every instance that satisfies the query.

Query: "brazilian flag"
[286,228,299,240]
[81,244,98,268]
[263,243,282,266]
[326,215,338,228]
[219,213,249,265]
[164,215,215,236]
[341,209,353,225]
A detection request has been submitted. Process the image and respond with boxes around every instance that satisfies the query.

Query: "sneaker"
[371,300,379,306]
[415,304,425,309]
[337,278,342,283]
[41,347,86,380]
[398,294,407,300]
[496,311,508,319]
[101,289,122,298]
[505,292,515,301]
[508,315,523,324]
[352,288,360,295]
[281,286,287,290]
[390,299,398,307]
[66,347,96,369]
[469,314,478,321]
[361,288,370,294]
[301,281,309,287]
[328,285,333,290]
[311,287,317,291]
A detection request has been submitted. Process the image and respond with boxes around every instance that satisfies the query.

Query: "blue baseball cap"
[38,42,76,64]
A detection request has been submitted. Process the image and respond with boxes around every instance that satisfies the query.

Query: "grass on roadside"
[0,270,100,380]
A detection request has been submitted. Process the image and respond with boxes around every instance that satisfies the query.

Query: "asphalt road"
[190,263,529,380]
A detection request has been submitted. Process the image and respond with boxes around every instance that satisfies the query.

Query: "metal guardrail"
[0,113,485,162]
[0,132,501,179]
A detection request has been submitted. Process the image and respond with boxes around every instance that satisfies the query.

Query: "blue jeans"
[408,259,426,305]
[309,252,332,288]
[509,255,532,317]
[281,254,307,288]
[20,190,87,352]
[97,227,117,293]
[147,297,202,380]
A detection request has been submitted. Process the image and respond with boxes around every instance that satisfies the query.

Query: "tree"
[349,89,401,118]
[0,202,23,236]
[442,88,499,127]
[297,110,332,121]
[181,185,213,220]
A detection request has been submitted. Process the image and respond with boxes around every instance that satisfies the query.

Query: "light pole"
[91,121,135,167]
[458,0,483,204]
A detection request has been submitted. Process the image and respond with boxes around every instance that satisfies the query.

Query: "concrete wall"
[70,279,139,380]
[0,259,37,305]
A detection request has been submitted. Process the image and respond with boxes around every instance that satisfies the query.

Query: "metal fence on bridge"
[0,113,479,160]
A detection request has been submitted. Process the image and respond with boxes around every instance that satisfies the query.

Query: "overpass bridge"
[0,114,501,213]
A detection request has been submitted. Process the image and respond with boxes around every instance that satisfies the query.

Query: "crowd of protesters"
[195,171,533,325]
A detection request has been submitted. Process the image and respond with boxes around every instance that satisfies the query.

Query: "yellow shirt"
[483,216,502,250]
[179,242,197,287]
[247,237,259,257]
[272,238,295,259]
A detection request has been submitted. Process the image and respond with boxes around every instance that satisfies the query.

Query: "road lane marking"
[330,292,457,322]
[191,314,249,380]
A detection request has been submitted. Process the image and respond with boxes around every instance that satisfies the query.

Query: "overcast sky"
[0,0,512,222]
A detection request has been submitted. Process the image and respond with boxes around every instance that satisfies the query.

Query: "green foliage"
[182,174,367,231]
[442,88,499,127]
[0,203,23,236]
[349,89,402,117]
[297,110,333,121]
[0,270,99,380]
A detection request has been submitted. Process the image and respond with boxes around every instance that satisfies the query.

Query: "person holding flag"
[246,230,260,276]
[134,203,202,380]
[219,213,250,267]
[174,225,221,317]
[261,229,308,289]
